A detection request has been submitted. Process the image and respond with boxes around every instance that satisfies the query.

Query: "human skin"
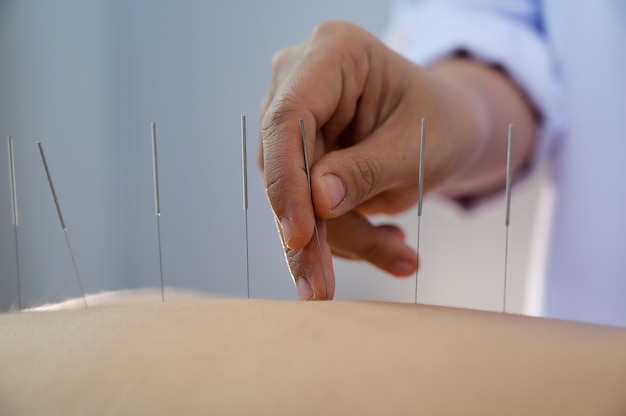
[1,291,625,415]
[259,21,538,300]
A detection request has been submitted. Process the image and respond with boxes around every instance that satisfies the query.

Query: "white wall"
[0,1,543,312]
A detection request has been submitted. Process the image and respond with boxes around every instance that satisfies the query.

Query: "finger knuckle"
[271,47,294,74]
[260,94,301,138]
[349,153,383,202]
[263,171,292,225]
[285,247,307,278]
[264,164,289,201]
[311,20,354,41]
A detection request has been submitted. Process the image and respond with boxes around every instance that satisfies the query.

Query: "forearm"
[425,57,538,198]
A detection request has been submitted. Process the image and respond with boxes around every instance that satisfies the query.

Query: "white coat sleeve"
[382,0,564,171]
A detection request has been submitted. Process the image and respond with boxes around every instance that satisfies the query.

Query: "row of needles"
[5,127,168,310]
[3,120,514,310]
[4,120,239,310]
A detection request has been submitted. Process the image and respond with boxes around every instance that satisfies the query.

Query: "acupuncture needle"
[241,115,250,299]
[151,123,165,302]
[414,117,426,304]
[8,137,22,310]
[36,141,88,309]
[299,119,328,299]
[503,124,514,313]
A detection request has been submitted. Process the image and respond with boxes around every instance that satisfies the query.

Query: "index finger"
[264,115,334,300]
[260,22,371,250]
[261,104,317,252]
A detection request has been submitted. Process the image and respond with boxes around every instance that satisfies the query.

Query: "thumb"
[311,129,417,218]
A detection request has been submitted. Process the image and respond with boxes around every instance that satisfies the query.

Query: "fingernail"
[281,217,294,248]
[322,174,345,210]
[393,259,416,276]
[297,278,313,300]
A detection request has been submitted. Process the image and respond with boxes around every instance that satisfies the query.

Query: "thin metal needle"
[151,123,165,302]
[299,119,328,299]
[241,116,251,299]
[503,124,514,313]
[8,137,22,310]
[37,141,88,309]
[415,117,426,304]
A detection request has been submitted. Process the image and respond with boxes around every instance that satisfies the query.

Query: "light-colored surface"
[1,291,625,415]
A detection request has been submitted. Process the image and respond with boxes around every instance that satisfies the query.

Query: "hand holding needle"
[260,23,535,301]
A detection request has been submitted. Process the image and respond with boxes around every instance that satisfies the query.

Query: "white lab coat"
[385,0,626,327]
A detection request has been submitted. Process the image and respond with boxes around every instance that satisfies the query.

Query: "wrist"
[423,61,488,193]
[423,57,536,197]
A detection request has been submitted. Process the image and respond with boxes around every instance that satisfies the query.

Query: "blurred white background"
[0,1,545,312]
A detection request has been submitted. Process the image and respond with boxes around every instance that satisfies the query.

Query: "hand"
[259,21,536,300]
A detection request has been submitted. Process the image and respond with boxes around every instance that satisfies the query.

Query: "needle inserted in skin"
[415,117,426,304]
[151,123,165,302]
[37,141,87,309]
[241,115,250,299]
[8,137,22,310]
[503,124,514,313]
[299,119,328,300]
